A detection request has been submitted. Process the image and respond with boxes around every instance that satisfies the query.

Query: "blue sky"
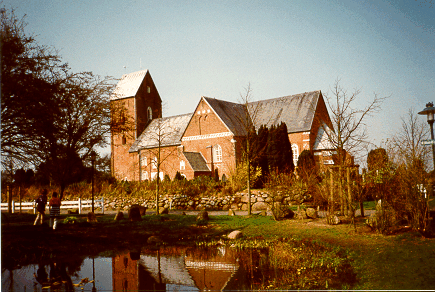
[5,0,435,154]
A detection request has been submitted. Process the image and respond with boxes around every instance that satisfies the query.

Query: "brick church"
[111,70,335,181]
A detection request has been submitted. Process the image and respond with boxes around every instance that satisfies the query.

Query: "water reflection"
[2,245,269,291]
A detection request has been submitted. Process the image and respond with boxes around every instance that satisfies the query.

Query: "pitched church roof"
[183,152,210,172]
[202,97,249,136]
[248,90,322,133]
[129,113,192,152]
[111,69,149,100]
[202,90,323,136]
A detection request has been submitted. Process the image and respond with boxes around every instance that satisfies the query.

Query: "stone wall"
[104,190,285,212]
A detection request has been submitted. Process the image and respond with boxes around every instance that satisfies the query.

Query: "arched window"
[180,160,185,170]
[214,145,222,162]
[147,107,152,122]
[292,144,299,167]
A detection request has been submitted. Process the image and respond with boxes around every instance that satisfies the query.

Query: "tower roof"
[111,69,149,100]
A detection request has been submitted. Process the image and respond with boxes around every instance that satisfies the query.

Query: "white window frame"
[147,107,153,121]
[292,144,299,167]
[214,144,222,163]
[152,157,157,169]
[180,160,185,170]
[141,156,147,167]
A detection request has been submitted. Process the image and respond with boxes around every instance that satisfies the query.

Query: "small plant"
[63,216,79,224]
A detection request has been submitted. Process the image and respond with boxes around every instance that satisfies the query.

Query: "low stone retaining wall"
[104,190,293,212]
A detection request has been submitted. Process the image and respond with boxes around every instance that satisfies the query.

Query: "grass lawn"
[208,214,435,290]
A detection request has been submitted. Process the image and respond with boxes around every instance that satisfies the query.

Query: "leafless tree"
[139,116,179,215]
[322,79,387,218]
[388,108,430,169]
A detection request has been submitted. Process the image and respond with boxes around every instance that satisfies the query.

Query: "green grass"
[363,200,377,210]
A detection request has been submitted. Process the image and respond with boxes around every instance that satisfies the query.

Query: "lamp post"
[418,102,435,226]
[419,102,435,169]
[90,150,97,213]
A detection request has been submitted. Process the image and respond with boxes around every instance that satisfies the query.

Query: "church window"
[141,156,147,167]
[214,145,222,162]
[180,160,185,170]
[147,107,153,122]
[147,86,151,93]
[292,144,299,167]
[152,157,157,169]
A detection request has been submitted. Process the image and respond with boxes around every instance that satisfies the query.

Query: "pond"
[2,245,272,291]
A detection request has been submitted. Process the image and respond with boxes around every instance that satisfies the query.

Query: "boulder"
[87,212,97,223]
[306,208,318,219]
[296,209,308,220]
[327,215,341,225]
[252,201,268,211]
[114,211,124,221]
[128,205,142,221]
[228,209,236,216]
[272,202,295,220]
[227,230,243,240]
[366,213,377,229]
[159,207,169,215]
[196,211,209,221]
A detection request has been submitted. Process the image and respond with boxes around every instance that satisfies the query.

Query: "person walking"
[34,189,48,225]
[49,192,61,230]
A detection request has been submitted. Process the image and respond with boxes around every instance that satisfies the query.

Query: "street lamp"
[418,102,435,169]
[90,150,97,213]
[418,102,435,227]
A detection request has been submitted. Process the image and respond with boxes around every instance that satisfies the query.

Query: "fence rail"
[0,198,105,214]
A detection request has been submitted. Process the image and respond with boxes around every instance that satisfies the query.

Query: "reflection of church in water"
[112,246,265,291]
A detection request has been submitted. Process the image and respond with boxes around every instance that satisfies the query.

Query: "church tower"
[110,70,162,181]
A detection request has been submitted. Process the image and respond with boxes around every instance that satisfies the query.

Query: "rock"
[228,209,236,216]
[366,213,377,229]
[114,211,124,221]
[227,230,243,239]
[306,208,318,219]
[272,202,295,220]
[252,201,268,211]
[196,211,209,221]
[87,212,97,223]
[159,207,169,215]
[327,215,341,225]
[260,210,267,216]
[128,205,142,221]
[296,210,308,220]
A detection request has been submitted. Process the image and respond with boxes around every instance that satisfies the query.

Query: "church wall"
[183,99,229,137]
[111,97,139,181]
[135,72,162,137]
[138,146,180,181]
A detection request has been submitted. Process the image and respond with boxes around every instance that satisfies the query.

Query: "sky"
[4,0,435,156]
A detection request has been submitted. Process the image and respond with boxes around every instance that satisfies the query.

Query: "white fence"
[0,198,105,214]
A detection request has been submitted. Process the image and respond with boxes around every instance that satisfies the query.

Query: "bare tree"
[322,79,387,218]
[388,108,430,168]
[138,116,180,215]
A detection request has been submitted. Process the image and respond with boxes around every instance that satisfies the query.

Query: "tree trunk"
[360,201,365,217]
[7,185,12,214]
